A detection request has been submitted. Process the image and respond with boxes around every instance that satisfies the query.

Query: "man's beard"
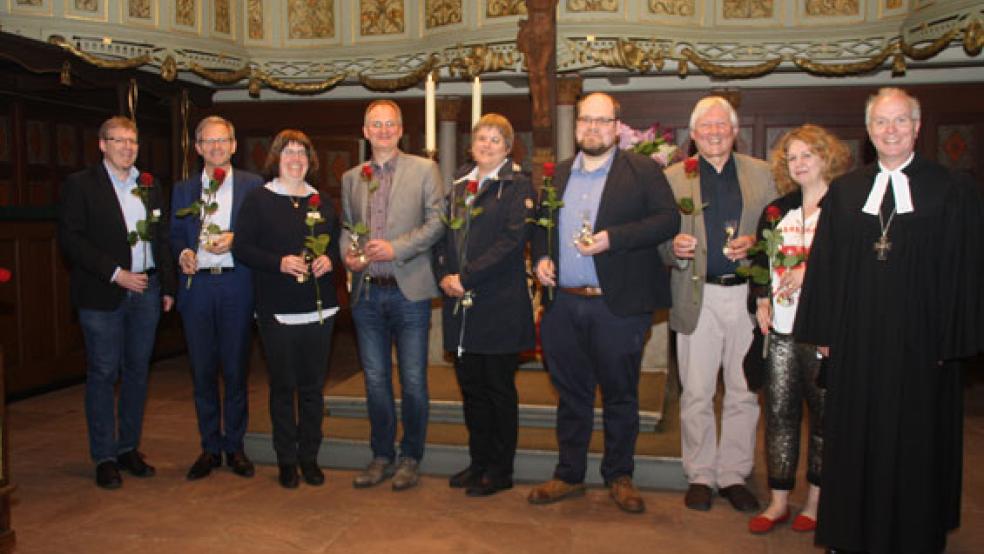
[577,138,613,157]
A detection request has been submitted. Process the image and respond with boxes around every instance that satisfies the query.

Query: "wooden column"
[555,75,583,162]
[518,0,559,174]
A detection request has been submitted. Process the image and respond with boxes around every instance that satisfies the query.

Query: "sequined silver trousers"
[764,332,825,490]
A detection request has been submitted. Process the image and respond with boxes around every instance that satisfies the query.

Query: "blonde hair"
[770,124,851,195]
[471,113,514,150]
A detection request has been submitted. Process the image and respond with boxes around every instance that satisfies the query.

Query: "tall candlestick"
[471,76,482,130]
[425,72,436,153]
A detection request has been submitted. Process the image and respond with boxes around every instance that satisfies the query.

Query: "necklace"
[287,196,301,209]
[874,207,897,261]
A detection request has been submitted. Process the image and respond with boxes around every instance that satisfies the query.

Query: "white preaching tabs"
[861,153,915,215]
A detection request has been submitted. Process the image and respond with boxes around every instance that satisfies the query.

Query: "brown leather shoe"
[527,479,586,505]
[609,475,645,513]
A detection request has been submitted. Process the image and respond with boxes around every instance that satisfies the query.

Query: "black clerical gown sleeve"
[793,186,839,347]
[939,171,984,359]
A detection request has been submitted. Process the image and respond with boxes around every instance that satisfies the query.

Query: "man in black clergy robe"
[795,87,983,554]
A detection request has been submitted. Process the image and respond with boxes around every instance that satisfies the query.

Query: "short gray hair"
[195,115,236,142]
[864,87,921,126]
[689,96,739,131]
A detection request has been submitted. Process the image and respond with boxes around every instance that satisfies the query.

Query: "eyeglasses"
[870,116,915,131]
[368,120,401,129]
[281,148,308,158]
[198,137,233,146]
[576,116,616,127]
[103,137,139,146]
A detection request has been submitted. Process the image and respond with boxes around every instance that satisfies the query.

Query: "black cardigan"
[233,186,341,320]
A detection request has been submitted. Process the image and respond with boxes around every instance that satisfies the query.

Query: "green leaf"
[344,221,369,235]
[205,223,222,235]
[176,202,201,218]
[135,219,151,241]
[470,207,484,217]
[127,230,139,247]
[305,233,331,256]
[205,202,219,214]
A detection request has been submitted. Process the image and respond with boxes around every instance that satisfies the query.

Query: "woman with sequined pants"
[747,125,851,534]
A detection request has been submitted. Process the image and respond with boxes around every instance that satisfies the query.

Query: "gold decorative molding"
[792,43,894,75]
[41,13,983,95]
[448,44,516,77]
[680,47,780,79]
[358,55,439,91]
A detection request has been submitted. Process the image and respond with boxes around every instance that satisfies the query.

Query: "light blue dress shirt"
[105,161,154,275]
[557,151,615,288]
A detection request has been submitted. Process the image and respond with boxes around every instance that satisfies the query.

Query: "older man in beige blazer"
[660,96,777,513]
[340,99,445,492]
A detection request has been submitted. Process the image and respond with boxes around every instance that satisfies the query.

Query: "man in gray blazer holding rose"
[660,95,777,513]
[340,99,445,491]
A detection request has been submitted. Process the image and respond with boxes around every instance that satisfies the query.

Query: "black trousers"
[541,291,652,484]
[454,352,519,480]
[258,317,334,465]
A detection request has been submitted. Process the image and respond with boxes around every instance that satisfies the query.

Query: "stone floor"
[6,355,984,553]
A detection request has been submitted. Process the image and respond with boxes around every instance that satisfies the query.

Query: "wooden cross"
[873,234,892,261]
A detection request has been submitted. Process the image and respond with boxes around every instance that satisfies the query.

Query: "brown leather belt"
[366,275,399,287]
[559,286,603,297]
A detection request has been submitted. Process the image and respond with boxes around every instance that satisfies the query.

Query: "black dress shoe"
[96,461,122,490]
[299,461,325,486]
[466,476,513,497]
[117,450,155,477]
[187,452,221,480]
[684,483,713,511]
[449,466,484,489]
[278,464,299,489]
[226,451,255,478]
[719,484,761,512]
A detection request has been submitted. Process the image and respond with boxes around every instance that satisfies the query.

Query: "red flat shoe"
[791,513,817,532]
[748,509,790,534]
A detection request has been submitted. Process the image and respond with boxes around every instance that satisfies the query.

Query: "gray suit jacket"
[340,152,445,302]
[658,153,777,334]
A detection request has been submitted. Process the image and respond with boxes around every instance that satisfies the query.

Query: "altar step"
[245,358,685,489]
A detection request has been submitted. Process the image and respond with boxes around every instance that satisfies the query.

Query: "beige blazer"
[658,153,777,334]
[340,152,445,302]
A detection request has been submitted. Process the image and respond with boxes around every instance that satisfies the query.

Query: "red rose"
[684,157,699,176]
[309,194,322,209]
[139,172,154,188]
[361,164,373,179]
[0,267,11,283]
[542,162,555,178]
[212,167,226,184]
[766,205,782,223]
[466,180,478,195]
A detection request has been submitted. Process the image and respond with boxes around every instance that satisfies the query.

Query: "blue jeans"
[351,285,431,462]
[78,276,162,463]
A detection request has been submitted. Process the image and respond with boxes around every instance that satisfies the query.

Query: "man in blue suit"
[170,116,263,480]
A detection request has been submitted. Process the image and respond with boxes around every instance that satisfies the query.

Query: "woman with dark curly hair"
[747,124,850,534]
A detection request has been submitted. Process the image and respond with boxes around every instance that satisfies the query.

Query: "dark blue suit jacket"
[169,168,264,312]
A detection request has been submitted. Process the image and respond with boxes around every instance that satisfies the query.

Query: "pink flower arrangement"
[617,122,682,167]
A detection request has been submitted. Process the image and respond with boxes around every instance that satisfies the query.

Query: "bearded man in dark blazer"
[58,116,176,489]
[528,92,679,514]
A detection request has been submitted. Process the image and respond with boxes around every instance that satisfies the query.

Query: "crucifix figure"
[873,234,891,261]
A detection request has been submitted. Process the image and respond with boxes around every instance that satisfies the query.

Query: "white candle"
[471,76,482,130]
[425,72,436,153]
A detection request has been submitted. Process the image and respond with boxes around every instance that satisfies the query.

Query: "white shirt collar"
[861,152,915,215]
